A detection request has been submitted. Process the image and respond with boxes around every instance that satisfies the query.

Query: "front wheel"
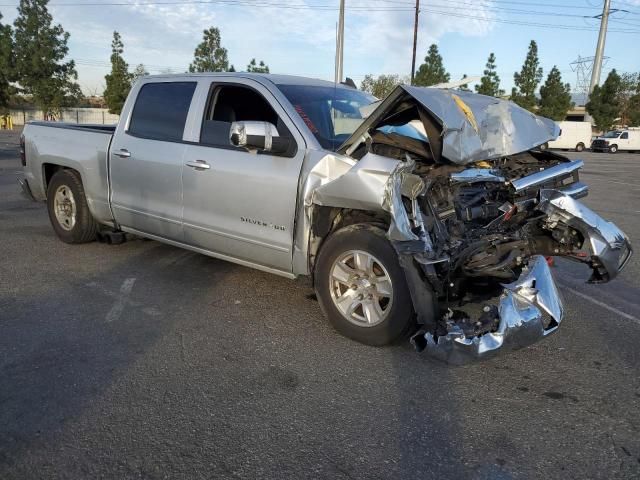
[609,144,618,153]
[314,224,415,346]
[575,142,585,152]
[539,142,549,151]
[47,169,99,243]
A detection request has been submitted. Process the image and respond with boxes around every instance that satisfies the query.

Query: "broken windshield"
[277,84,376,151]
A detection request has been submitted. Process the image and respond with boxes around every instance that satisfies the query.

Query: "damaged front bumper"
[411,255,562,365]
[409,188,632,365]
[538,189,632,283]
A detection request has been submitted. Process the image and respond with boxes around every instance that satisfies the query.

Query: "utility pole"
[589,0,611,93]
[410,0,420,84]
[335,0,345,83]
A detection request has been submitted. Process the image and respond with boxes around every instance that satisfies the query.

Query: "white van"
[545,121,592,152]
[591,128,640,153]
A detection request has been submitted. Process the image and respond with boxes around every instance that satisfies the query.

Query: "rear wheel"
[47,169,99,244]
[609,144,618,153]
[539,142,549,151]
[575,142,585,152]
[314,224,415,346]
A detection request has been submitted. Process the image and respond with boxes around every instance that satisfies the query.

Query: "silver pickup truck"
[20,73,632,364]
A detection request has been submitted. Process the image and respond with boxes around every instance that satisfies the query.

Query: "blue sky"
[0,0,639,101]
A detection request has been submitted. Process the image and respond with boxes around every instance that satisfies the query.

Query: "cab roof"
[144,72,353,89]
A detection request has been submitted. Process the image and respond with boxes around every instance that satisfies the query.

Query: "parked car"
[545,121,592,152]
[591,128,640,153]
[19,73,632,364]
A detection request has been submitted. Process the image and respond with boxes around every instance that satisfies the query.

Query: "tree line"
[1,0,637,130]
[1,1,81,119]
[104,27,270,114]
[361,41,640,131]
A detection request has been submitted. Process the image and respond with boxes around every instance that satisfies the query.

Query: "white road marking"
[561,285,640,326]
[105,277,136,323]
[87,280,161,317]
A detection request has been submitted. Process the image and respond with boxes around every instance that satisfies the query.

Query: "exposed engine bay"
[348,130,629,363]
[308,86,632,364]
[362,141,579,325]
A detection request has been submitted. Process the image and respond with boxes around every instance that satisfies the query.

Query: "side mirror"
[229,121,292,155]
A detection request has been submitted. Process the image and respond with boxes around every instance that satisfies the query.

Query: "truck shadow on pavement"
[0,213,472,479]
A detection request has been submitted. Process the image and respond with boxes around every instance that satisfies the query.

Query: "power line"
[476,0,605,9]
[2,0,639,33]
[0,0,622,20]
[425,1,600,19]
[0,0,415,11]
[421,7,640,33]
[0,0,607,13]
[426,1,640,26]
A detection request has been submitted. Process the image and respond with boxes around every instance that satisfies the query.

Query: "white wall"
[9,108,120,125]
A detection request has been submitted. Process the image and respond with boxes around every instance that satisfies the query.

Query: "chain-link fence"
[8,108,120,126]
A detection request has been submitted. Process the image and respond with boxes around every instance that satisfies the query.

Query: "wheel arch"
[41,162,112,225]
[43,164,73,194]
[308,205,390,278]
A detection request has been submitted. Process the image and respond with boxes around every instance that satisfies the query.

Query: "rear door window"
[128,82,196,141]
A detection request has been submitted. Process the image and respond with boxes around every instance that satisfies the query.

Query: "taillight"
[20,134,26,166]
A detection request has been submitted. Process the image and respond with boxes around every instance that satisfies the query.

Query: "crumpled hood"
[340,85,560,165]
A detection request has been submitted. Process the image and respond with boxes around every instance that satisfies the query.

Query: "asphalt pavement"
[1,128,639,479]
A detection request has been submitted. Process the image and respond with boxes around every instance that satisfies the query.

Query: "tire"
[314,224,415,346]
[539,142,548,151]
[46,169,99,244]
[609,144,618,153]
[575,143,585,152]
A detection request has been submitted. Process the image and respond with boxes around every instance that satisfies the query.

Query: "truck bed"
[22,122,115,225]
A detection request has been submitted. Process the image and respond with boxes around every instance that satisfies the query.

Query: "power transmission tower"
[570,56,608,106]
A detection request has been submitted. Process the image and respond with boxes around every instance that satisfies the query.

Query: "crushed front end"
[411,255,563,365]
[332,86,632,364]
[398,153,630,365]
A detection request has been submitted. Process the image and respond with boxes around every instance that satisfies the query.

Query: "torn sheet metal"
[340,85,560,165]
[382,157,425,242]
[412,255,563,365]
[537,189,632,282]
[311,152,399,212]
[309,152,428,244]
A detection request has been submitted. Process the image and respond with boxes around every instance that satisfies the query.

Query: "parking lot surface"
[1,129,639,479]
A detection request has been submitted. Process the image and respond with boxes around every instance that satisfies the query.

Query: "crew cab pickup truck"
[20,73,632,364]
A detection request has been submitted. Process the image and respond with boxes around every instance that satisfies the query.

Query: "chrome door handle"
[185,160,210,170]
[113,149,131,158]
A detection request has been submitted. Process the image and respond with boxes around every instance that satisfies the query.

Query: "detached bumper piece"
[537,190,632,283]
[411,256,563,365]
